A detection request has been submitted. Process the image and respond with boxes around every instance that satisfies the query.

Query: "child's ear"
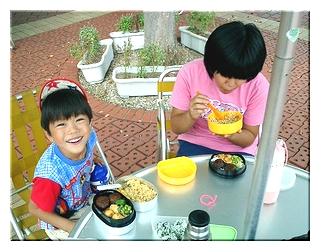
[44,130,54,143]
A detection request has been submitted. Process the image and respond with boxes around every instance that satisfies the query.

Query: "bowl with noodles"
[208,111,243,135]
[116,176,158,212]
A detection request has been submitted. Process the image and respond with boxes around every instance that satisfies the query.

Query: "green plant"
[116,13,144,33]
[175,12,181,24]
[122,38,133,78]
[138,13,144,30]
[116,14,133,32]
[136,67,147,78]
[137,44,167,77]
[185,11,216,34]
[69,25,101,64]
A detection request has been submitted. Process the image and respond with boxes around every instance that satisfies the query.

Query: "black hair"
[40,89,93,134]
[204,21,266,81]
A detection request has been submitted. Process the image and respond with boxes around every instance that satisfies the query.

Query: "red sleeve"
[30,177,61,212]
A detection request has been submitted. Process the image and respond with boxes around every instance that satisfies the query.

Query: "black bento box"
[209,153,246,178]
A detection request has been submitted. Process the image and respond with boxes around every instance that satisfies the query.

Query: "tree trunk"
[144,11,177,50]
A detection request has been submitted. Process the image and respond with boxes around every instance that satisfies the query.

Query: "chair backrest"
[10,88,49,240]
[156,67,181,161]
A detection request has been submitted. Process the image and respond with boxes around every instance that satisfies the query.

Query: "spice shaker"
[184,210,211,240]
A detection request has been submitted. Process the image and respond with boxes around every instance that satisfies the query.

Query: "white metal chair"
[156,67,181,161]
[10,87,115,240]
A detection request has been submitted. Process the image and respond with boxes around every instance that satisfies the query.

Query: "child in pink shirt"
[170,21,270,157]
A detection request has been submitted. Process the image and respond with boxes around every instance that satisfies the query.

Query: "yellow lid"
[157,157,197,185]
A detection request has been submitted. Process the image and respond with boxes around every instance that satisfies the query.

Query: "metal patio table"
[68,155,309,240]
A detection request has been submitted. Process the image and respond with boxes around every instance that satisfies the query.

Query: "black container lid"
[188,210,210,227]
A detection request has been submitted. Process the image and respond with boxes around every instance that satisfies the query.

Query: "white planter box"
[77,39,114,84]
[179,26,208,55]
[112,66,179,98]
[110,31,144,53]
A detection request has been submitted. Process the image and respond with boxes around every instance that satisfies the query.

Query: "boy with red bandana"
[29,78,98,239]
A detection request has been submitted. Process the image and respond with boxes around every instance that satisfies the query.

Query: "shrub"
[116,13,144,33]
[185,11,216,35]
[137,44,167,77]
[69,26,101,64]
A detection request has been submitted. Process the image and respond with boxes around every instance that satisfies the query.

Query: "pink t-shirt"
[170,58,270,155]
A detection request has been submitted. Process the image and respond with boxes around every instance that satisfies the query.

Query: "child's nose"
[226,79,236,87]
[68,121,79,132]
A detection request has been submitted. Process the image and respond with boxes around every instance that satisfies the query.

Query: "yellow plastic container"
[157,157,197,185]
[208,111,243,135]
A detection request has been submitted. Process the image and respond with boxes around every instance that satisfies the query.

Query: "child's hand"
[93,157,103,166]
[189,93,209,120]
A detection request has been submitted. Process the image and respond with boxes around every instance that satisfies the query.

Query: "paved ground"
[9,10,310,240]
[10,10,310,174]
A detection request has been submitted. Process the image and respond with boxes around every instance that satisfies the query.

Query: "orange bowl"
[208,111,243,135]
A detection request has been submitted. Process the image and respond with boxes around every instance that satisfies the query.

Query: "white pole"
[242,11,303,240]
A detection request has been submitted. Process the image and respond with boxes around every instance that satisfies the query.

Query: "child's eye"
[76,117,85,122]
[56,122,66,127]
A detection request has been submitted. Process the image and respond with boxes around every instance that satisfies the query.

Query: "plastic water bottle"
[264,139,287,204]
[184,210,211,241]
[90,164,110,193]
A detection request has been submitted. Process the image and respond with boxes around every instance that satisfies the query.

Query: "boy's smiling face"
[45,114,92,161]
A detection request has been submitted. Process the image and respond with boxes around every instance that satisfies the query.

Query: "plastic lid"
[210,224,237,240]
[188,210,210,227]
[157,157,197,185]
[90,164,108,182]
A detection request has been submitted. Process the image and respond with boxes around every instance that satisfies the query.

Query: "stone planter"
[112,66,180,98]
[109,31,144,53]
[179,26,208,55]
[77,39,114,84]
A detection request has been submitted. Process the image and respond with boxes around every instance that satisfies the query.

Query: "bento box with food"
[92,189,136,235]
[209,153,246,178]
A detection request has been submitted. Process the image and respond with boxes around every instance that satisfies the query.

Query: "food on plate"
[155,219,188,240]
[209,153,246,178]
[213,159,224,168]
[118,178,157,203]
[224,163,236,171]
[95,195,110,210]
[209,112,241,124]
[108,192,122,204]
[212,154,245,170]
[216,153,232,163]
[103,199,133,220]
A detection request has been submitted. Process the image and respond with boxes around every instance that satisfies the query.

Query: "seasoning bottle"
[184,210,211,241]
